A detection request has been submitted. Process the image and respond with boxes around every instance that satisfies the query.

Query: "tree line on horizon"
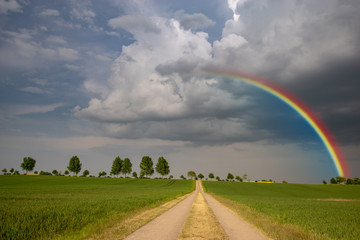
[323,176,360,185]
[184,171,279,183]
[2,157,359,184]
[1,155,170,179]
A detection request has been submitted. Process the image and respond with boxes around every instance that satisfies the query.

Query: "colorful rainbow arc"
[203,67,349,178]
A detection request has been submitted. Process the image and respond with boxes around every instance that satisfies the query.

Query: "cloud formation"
[0,0,22,14]
[39,9,60,17]
[175,10,215,30]
[76,0,360,147]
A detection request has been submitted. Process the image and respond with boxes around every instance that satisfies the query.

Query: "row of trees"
[185,171,255,182]
[2,155,170,179]
[324,176,360,185]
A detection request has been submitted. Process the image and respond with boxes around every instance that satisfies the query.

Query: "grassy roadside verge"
[0,175,194,240]
[84,191,193,240]
[203,181,360,240]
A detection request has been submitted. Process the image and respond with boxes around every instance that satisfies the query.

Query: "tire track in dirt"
[123,182,198,240]
[122,181,270,240]
[201,182,270,240]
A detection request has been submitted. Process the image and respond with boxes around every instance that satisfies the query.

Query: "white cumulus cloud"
[39,9,60,17]
[0,0,22,14]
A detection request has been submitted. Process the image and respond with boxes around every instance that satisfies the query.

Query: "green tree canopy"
[156,156,170,178]
[227,173,234,180]
[2,168,7,174]
[10,168,14,174]
[64,170,69,175]
[67,155,82,176]
[330,177,337,184]
[82,170,90,177]
[242,174,248,181]
[132,171,138,178]
[140,156,154,178]
[122,158,132,178]
[336,176,346,184]
[52,170,58,176]
[21,157,36,174]
[187,171,196,180]
[198,173,204,179]
[208,173,214,179]
[216,176,220,181]
[110,156,123,177]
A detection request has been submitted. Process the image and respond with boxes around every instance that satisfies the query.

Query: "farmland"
[203,181,360,240]
[0,175,194,240]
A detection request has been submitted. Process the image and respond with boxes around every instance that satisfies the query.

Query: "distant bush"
[40,171,52,175]
[330,178,337,184]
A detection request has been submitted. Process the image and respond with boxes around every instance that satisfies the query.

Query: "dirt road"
[123,181,269,240]
[123,182,198,240]
[201,183,269,240]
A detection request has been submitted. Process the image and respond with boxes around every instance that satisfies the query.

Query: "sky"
[0,0,359,183]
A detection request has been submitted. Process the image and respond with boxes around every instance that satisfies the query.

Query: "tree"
[21,157,36,174]
[169,175,173,179]
[140,156,154,178]
[235,176,242,182]
[156,156,170,178]
[139,171,145,178]
[346,178,354,185]
[353,177,360,185]
[282,180,288,184]
[180,175,186,180]
[10,168,14,174]
[242,174,248,181]
[2,168,7,175]
[336,176,346,184]
[52,170,58,176]
[110,156,123,177]
[132,171,138,178]
[322,180,327,184]
[67,155,82,176]
[187,171,196,180]
[227,173,234,181]
[98,171,106,177]
[330,177,337,184]
[197,173,204,180]
[216,176,220,181]
[64,170,69,176]
[208,173,214,180]
[82,170,90,177]
[122,158,132,178]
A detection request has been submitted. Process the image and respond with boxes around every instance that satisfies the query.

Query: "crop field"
[203,181,360,240]
[0,175,194,240]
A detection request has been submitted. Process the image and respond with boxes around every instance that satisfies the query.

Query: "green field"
[0,175,194,240]
[203,181,360,240]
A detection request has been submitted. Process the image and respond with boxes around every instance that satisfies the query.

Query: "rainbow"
[203,67,349,177]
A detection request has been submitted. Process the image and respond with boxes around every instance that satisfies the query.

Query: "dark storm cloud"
[286,58,360,145]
